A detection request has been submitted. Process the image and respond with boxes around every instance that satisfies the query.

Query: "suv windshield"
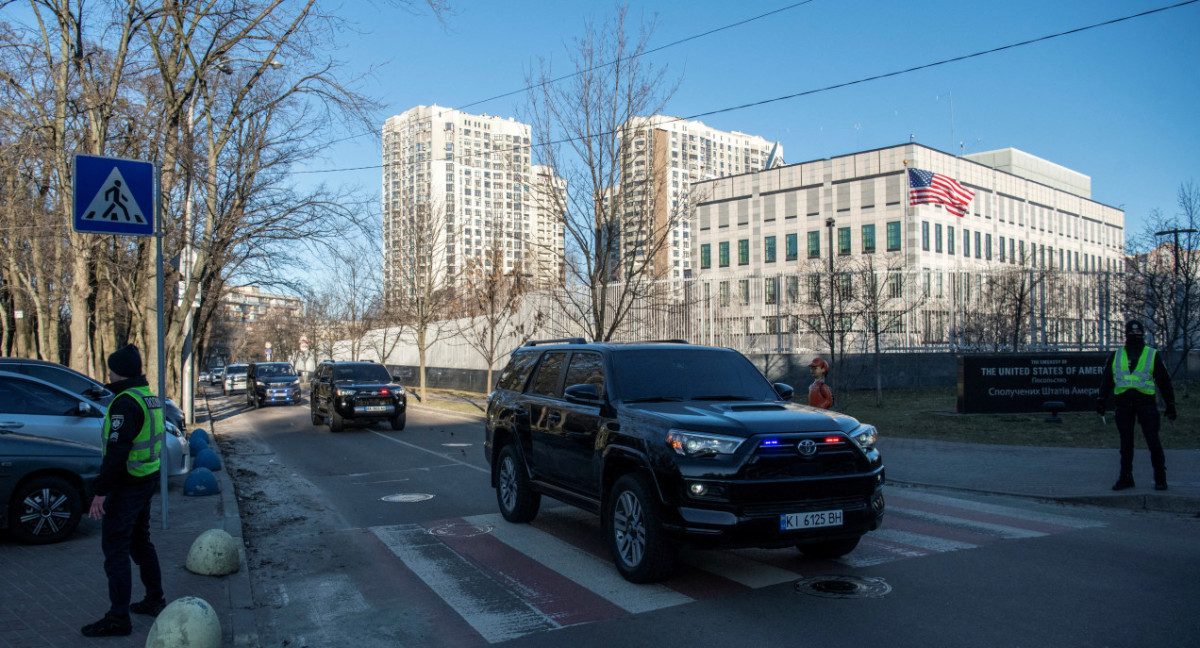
[226,364,247,376]
[611,348,778,403]
[332,364,391,383]
[255,364,296,378]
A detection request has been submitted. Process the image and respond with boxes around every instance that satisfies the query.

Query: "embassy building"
[676,142,1126,351]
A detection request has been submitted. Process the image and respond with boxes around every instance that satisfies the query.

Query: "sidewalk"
[0,394,255,648]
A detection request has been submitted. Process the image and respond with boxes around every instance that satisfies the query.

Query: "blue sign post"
[72,153,169,527]
[73,154,156,236]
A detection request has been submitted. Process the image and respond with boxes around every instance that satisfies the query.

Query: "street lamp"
[180,56,283,423]
[826,217,836,362]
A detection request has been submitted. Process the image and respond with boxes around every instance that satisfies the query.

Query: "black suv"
[484,339,885,583]
[247,361,301,407]
[310,361,408,432]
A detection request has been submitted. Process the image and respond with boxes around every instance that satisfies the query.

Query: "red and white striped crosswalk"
[350,489,1105,644]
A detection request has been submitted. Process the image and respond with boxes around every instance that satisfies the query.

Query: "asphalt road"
[211,389,1200,648]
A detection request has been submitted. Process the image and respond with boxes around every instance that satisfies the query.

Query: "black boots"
[1154,471,1168,491]
[81,614,131,637]
[1111,475,1135,491]
[130,598,167,617]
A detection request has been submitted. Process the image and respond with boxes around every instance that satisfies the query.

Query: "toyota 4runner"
[484,339,885,583]
[310,361,408,432]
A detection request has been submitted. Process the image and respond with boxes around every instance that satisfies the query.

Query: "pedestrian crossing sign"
[73,154,156,236]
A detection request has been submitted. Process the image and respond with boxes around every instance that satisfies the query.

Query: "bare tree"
[798,255,858,395]
[526,7,682,341]
[1125,182,1199,395]
[456,236,545,390]
[849,255,926,406]
[388,200,457,401]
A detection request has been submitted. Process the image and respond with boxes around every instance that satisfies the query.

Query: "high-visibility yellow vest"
[1113,347,1157,396]
[102,386,163,477]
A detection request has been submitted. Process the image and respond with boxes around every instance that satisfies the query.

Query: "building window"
[807,231,820,259]
[719,241,730,267]
[862,224,876,254]
[947,226,955,255]
[838,227,851,255]
[807,275,821,303]
[738,279,750,304]
[963,229,971,257]
[921,221,930,251]
[975,231,982,259]
[935,224,943,253]
[999,236,1006,262]
[765,277,778,305]
[719,281,730,306]
[700,243,711,269]
[764,236,777,263]
[786,233,798,261]
[738,239,749,266]
[985,234,993,260]
[887,221,901,251]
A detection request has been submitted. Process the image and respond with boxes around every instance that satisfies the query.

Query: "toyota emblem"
[797,439,817,456]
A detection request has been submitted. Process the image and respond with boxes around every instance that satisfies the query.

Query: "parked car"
[209,366,224,386]
[0,357,188,434]
[246,361,301,407]
[0,431,101,544]
[222,363,248,396]
[484,339,886,583]
[198,371,209,383]
[0,371,189,477]
[310,361,407,432]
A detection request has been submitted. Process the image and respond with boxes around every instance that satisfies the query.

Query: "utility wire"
[296,0,1197,176]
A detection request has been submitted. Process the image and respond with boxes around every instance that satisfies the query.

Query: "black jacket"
[1098,340,1176,409]
[94,376,159,496]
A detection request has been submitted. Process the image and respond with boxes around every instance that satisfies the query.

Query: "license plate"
[780,509,844,530]
[362,405,390,413]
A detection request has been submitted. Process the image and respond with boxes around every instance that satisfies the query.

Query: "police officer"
[1097,320,1177,492]
[81,344,167,638]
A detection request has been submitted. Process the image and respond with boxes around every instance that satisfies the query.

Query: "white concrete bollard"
[185,528,240,576]
[145,596,221,648]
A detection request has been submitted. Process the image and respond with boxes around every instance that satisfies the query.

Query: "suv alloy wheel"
[310,400,323,426]
[605,473,676,584]
[8,475,83,545]
[496,444,540,522]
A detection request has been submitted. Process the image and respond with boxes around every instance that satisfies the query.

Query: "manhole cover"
[428,522,493,537]
[794,575,891,599]
[380,493,435,503]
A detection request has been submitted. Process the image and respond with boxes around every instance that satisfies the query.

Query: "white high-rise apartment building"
[618,115,782,280]
[382,106,564,299]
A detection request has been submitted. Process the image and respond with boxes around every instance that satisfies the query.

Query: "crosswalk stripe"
[464,512,694,613]
[371,523,556,644]
[888,490,1106,529]
[889,507,1048,539]
[870,526,978,552]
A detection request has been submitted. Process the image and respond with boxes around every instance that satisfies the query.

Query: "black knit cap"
[1125,320,1145,338]
[107,344,143,378]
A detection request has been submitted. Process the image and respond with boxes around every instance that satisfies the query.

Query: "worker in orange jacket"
[808,357,833,409]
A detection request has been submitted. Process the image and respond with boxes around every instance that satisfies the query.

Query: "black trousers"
[1114,404,1166,477]
[101,476,163,617]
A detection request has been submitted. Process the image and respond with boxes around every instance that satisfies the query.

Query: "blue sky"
[306,0,1200,241]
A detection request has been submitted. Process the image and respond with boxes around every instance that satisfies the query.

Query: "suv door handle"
[0,421,24,430]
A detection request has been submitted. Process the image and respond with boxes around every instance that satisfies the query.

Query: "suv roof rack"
[523,338,588,347]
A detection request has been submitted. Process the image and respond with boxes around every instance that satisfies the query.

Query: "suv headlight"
[850,424,878,450]
[256,381,266,388]
[336,388,357,397]
[288,379,300,387]
[667,430,744,458]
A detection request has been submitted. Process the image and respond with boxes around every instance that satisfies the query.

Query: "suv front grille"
[356,397,393,407]
[745,441,866,480]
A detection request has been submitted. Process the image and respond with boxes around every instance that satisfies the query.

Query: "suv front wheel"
[496,444,540,522]
[605,473,677,583]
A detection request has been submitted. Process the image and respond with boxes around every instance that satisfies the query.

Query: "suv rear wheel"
[797,537,861,559]
[605,473,676,583]
[310,401,322,426]
[496,445,540,522]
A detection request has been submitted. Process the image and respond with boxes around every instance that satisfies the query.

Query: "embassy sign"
[956,353,1109,414]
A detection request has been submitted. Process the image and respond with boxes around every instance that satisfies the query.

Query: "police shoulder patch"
[110,415,125,431]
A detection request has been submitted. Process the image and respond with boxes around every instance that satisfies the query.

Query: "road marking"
[370,430,489,474]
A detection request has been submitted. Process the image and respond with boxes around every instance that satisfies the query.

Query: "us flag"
[909,168,974,217]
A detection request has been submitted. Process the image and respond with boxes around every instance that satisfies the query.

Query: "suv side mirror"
[773,383,794,400]
[564,383,601,403]
[76,401,101,417]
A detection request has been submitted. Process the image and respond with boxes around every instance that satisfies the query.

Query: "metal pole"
[826,217,835,362]
[155,164,168,530]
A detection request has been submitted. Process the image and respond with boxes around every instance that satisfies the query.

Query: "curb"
[200,391,261,648]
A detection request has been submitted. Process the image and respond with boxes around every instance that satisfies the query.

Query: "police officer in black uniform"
[1097,320,1177,492]
[81,345,167,638]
